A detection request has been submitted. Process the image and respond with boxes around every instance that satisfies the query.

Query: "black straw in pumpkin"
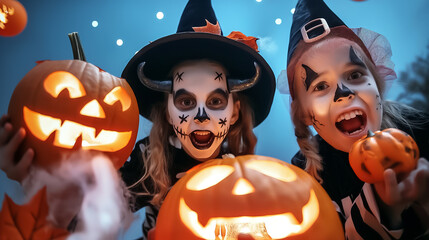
[68,32,86,61]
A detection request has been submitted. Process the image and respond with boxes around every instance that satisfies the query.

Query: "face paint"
[167,61,237,160]
[294,38,382,152]
[302,64,319,91]
[333,83,355,102]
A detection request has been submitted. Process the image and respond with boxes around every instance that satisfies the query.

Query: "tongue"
[194,133,211,143]
[337,117,362,133]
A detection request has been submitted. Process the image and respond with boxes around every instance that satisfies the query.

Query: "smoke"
[22,151,134,239]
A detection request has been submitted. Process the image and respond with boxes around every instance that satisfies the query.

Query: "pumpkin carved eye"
[186,165,234,191]
[246,160,297,182]
[103,86,132,111]
[44,71,86,98]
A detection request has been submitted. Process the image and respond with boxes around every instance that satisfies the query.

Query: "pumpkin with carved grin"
[8,60,139,170]
[154,155,344,240]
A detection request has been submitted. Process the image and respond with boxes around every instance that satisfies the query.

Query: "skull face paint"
[167,61,239,160]
[294,38,382,152]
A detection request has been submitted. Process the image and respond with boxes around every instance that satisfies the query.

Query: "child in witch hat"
[120,0,275,237]
[277,0,429,238]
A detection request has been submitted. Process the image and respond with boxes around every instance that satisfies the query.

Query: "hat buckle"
[300,18,331,43]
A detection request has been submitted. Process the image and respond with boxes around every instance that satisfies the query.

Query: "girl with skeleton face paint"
[278,0,429,239]
[167,61,240,160]
[119,0,275,238]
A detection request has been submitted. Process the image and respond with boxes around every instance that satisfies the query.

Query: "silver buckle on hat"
[300,18,331,43]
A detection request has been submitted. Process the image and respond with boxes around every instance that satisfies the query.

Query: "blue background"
[1,0,428,238]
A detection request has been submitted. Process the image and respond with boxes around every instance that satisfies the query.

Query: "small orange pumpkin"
[7,60,139,170]
[0,0,27,37]
[349,128,419,183]
[155,155,344,240]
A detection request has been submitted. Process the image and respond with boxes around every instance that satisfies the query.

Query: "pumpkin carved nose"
[232,178,255,195]
[80,100,106,118]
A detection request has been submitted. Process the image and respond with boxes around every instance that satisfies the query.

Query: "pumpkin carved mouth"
[23,107,132,151]
[179,189,319,239]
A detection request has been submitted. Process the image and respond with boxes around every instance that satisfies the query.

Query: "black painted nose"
[194,107,210,123]
[334,84,355,102]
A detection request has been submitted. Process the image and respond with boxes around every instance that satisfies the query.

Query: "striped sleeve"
[142,205,159,240]
[343,183,403,240]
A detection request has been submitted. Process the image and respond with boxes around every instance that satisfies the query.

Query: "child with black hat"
[120,0,275,238]
[278,0,429,239]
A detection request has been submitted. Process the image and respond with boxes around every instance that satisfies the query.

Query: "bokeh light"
[156,11,164,20]
[116,39,123,46]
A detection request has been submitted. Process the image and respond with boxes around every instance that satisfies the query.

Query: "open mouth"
[190,130,215,150]
[335,109,367,136]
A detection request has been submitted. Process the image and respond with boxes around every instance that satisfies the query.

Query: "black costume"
[120,137,214,238]
[292,113,429,239]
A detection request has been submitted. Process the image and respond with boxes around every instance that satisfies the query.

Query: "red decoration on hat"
[227,31,259,52]
[192,19,221,35]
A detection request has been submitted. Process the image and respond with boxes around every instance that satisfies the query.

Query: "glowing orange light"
[104,86,132,111]
[178,190,320,239]
[0,0,27,37]
[44,71,86,98]
[232,178,255,195]
[80,100,106,118]
[23,106,131,151]
[186,165,234,191]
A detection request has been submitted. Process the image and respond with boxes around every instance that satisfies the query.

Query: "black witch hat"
[122,0,275,127]
[285,0,373,99]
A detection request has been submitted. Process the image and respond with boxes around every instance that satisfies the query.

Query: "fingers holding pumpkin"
[374,169,402,206]
[0,121,13,145]
[0,125,34,182]
[401,158,429,204]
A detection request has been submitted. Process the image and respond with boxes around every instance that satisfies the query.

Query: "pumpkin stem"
[367,130,375,137]
[68,32,87,61]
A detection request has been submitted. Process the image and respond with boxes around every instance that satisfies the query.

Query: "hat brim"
[122,32,275,127]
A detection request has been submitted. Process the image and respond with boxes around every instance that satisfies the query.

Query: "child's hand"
[400,158,429,206]
[373,158,429,229]
[0,114,33,182]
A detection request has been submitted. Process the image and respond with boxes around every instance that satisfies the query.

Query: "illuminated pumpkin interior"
[22,71,133,152]
[44,71,86,98]
[104,86,132,111]
[180,160,320,239]
[0,4,14,29]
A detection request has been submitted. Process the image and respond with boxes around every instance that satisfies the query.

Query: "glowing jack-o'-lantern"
[349,129,419,183]
[155,155,344,240]
[0,0,27,37]
[8,60,139,170]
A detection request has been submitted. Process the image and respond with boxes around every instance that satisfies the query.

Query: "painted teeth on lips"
[336,110,363,123]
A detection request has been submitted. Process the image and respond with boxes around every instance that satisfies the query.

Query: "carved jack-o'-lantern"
[349,129,419,183]
[8,60,139,170]
[155,155,344,240]
[0,0,27,37]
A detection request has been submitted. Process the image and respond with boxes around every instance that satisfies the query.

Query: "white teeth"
[194,131,210,136]
[345,113,351,120]
[336,110,363,122]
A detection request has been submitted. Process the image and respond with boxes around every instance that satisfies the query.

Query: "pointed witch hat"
[122,0,275,127]
[284,0,374,99]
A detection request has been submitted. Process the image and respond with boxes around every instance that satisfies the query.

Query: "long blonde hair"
[290,41,426,182]
[133,93,256,207]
